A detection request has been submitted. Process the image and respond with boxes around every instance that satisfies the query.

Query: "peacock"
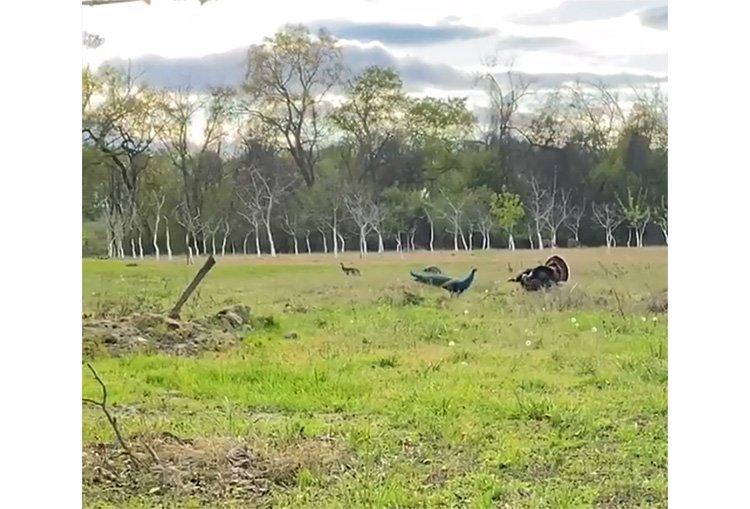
[509,255,569,291]
[441,268,478,297]
[410,269,453,287]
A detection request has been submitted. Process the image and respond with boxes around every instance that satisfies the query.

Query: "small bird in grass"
[509,255,569,291]
[340,262,361,276]
[422,265,443,274]
[441,268,478,297]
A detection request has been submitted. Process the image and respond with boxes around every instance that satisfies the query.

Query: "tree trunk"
[192,235,200,259]
[164,219,173,260]
[338,233,346,253]
[255,230,262,257]
[536,230,544,251]
[305,233,311,254]
[153,214,161,261]
[264,221,276,257]
[130,238,137,259]
[320,229,328,253]
[508,232,515,251]
[293,236,299,255]
[243,232,249,255]
[376,231,384,253]
[427,215,434,252]
[359,227,367,257]
[332,221,338,258]
[202,236,207,256]
[221,231,228,256]
[627,228,632,247]
[459,227,468,251]
[138,234,144,259]
[186,246,194,265]
[453,224,459,251]
[409,230,416,251]
[487,230,491,250]
[211,234,217,256]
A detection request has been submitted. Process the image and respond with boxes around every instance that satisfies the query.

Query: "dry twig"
[82,363,142,466]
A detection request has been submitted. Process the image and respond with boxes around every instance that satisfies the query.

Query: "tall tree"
[332,66,406,182]
[491,188,525,250]
[243,25,343,187]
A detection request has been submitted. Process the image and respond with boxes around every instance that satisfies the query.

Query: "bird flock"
[340,255,571,297]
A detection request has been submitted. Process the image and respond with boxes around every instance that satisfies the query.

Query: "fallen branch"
[82,363,141,466]
[169,255,217,319]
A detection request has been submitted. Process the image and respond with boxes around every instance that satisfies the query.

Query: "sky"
[81,0,667,109]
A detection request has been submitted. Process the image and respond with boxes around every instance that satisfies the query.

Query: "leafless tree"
[436,189,468,252]
[592,202,624,248]
[478,62,532,143]
[280,212,301,255]
[237,168,296,257]
[151,191,165,260]
[564,198,587,245]
[654,195,667,244]
[238,208,262,257]
[526,176,551,250]
[345,192,376,257]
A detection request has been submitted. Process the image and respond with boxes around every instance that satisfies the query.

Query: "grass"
[82,247,667,508]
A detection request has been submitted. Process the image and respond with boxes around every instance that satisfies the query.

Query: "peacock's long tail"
[545,255,569,282]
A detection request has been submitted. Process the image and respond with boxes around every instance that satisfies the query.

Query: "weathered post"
[168,255,216,319]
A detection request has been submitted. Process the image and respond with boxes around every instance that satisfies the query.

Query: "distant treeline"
[82,25,667,259]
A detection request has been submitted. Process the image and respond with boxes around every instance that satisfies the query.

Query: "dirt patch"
[83,434,356,506]
[83,305,275,357]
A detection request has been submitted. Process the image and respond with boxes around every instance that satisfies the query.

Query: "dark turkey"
[509,255,569,291]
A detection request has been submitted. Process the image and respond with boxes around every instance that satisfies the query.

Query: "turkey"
[441,268,478,297]
[509,255,569,291]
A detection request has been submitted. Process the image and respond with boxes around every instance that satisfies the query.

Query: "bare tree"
[238,209,262,257]
[436,189,468,252]
[151,191,165,260]
[526,176,551,250]
[564,197,586,245]
[280,211,301,255]
[654,195,667,245]
[592,202,623,248]
[618,188,651,248]
[541,178,571,248]
[237,168,296,257]
[478,63,531,143]
[345,192,375,257]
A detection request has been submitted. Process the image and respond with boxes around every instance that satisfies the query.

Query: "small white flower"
[570,317,577,324]
[574,322,580,328]
[464,309,469,315]
[461,361,468,366]
[448,341,455,347]
[641,316,647,322]
[652,316,658,322]
[485,289,489,293]
[591,327,598,333]
[349,319,354,324]
[525,340,532,346]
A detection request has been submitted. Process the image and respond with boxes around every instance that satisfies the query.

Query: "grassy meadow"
[82,248,667,508]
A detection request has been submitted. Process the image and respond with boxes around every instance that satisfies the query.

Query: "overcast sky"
[81,0,667,107]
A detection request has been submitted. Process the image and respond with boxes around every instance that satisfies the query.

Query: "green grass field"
[82,248,667,508]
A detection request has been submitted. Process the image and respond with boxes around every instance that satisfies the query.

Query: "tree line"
[82,25,667,259]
